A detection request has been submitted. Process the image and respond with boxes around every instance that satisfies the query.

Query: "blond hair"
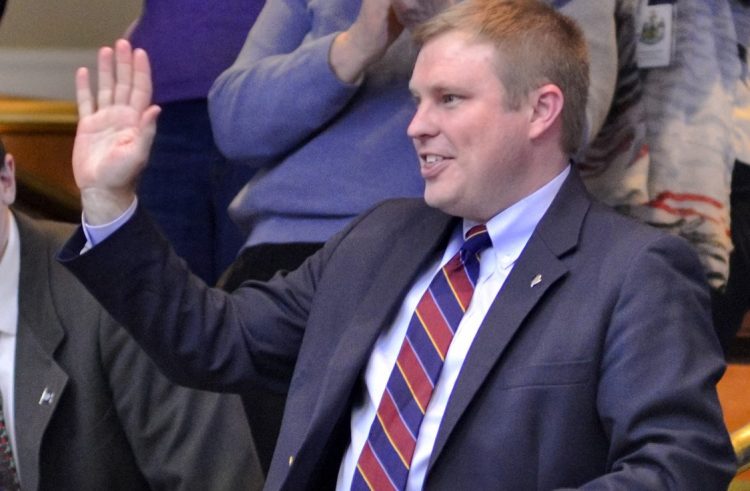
[414,0,589,155]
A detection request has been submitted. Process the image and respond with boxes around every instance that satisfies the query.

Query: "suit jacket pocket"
[498,359,593,389]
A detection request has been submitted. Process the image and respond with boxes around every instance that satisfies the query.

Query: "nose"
[407,102,438,140]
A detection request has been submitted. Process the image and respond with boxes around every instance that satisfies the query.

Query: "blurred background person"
[128,0,265,284]
[0,140,263,490]
[577,0,748,352]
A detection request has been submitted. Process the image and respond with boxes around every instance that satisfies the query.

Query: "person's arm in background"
[207,0,404,163]
[208,0,617,165]
[208,0,462,164]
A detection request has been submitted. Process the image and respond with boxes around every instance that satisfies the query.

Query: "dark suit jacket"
[14,212,263,491]
[60,172,736,489]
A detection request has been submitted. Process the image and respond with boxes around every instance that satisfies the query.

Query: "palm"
[73,105,147,192]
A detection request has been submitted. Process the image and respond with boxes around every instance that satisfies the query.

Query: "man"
[0,146,262,489]
[59,0,735,488]
[208,0,619,291]
[209,0,623,470]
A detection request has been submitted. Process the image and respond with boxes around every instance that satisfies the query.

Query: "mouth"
[420,154,451,178]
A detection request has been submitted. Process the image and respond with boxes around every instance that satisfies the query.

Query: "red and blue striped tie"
[353,225,491,490]
[0,392,19,490]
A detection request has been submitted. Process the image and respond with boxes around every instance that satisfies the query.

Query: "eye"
[441,94,461,105]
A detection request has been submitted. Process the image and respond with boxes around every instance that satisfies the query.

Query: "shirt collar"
[463,165,570,269]
[0,212,20,336]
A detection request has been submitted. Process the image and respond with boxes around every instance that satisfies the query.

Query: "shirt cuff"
[81,198,138,252]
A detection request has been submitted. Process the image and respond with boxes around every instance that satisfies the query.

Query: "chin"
[424,193,460,217]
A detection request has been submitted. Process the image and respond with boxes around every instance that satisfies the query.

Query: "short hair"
[0,137,5,170]
[413,0,590,155]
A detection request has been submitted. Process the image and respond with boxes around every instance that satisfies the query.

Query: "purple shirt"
[129,1,264,103]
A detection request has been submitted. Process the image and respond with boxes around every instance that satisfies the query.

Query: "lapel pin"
[39,387,55,406]
[530,274,542,288]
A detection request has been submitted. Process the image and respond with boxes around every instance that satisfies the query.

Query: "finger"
[97,46,114,109]
[137,105,161,164]
[113,39,133,105]
[139,105,161,137]
[75,67,94,118]
[130,48,153,113]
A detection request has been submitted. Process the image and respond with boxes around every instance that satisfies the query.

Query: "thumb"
[137,105,161,154]
[140,105,161,139]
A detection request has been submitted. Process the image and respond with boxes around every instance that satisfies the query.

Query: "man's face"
[408,30,533,222]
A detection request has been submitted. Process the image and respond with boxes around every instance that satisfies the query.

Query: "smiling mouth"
[421,153,452,167]
[420,154,450,178]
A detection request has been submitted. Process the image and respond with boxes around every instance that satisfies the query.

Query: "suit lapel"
[428,172,591,468]
[324,209,457,377]
[288,207,458,480]
[13,213,68,490]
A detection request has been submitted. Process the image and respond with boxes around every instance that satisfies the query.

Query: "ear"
[527,83,564,142]
[0,153,17,207]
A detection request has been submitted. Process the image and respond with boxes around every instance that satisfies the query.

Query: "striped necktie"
[353,225,491,490]
[0,391,19,490]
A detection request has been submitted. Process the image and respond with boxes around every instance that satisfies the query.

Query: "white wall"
[0,0,141,100]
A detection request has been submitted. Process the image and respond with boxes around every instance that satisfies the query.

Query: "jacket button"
[288,455,294,466]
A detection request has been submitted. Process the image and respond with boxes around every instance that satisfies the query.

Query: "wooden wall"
[1,97,79,221]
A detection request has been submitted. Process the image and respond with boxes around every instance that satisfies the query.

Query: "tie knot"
[460,225,491,263]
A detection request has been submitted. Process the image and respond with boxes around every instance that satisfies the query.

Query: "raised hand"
[329,0,404,84]
[73,39,161,225]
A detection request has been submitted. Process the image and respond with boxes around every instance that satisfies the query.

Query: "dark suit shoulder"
[15,211,99,307]
[14,212,82,289]
[14,211,76,247]
[360,198,439,224]
[340,198,451,241]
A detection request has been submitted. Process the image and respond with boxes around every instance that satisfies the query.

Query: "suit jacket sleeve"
[580,233,733,488]
[59,204,327,394]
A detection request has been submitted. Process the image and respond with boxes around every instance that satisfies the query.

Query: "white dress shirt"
[336,166,570,490]
[0,212,20,475]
